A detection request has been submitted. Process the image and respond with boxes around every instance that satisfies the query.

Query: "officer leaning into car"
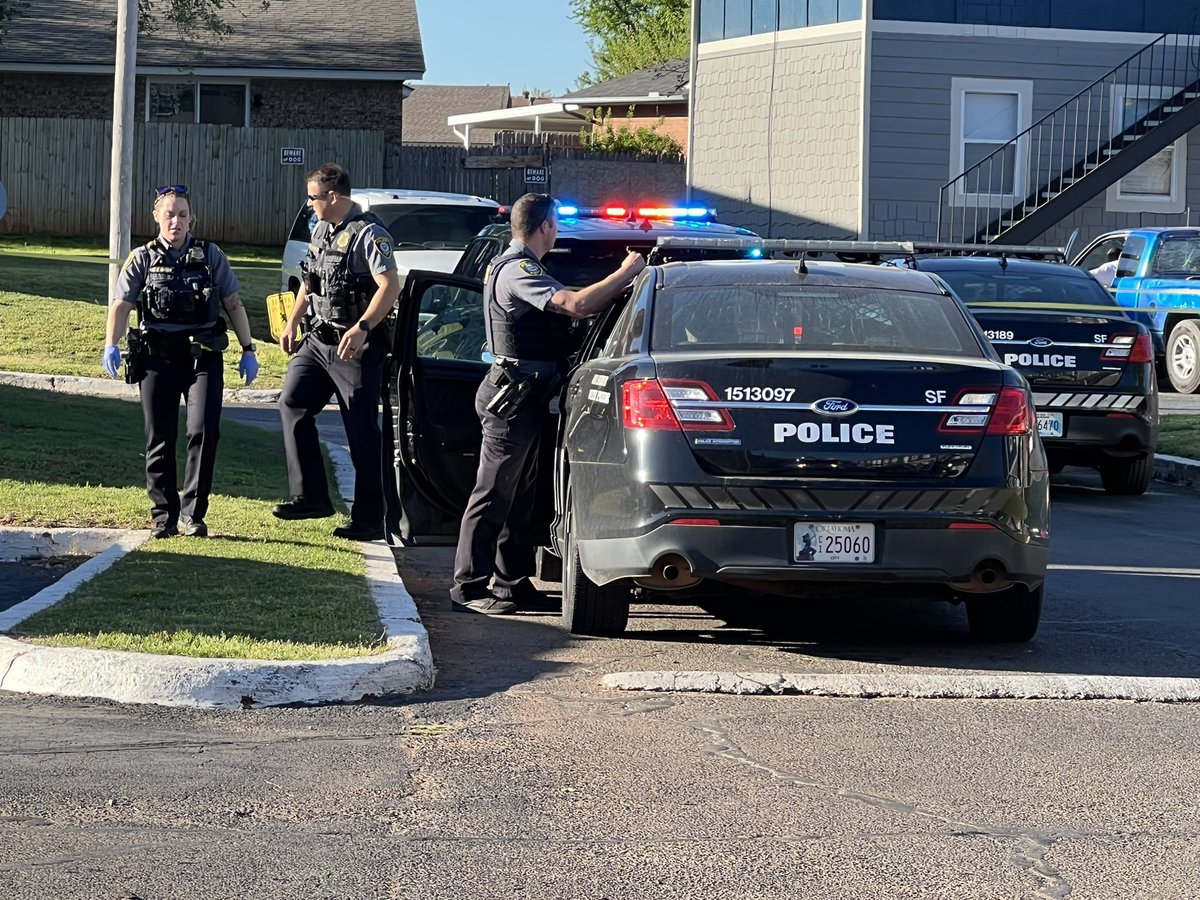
[450,192,647,615]
[102,183,259,539]
[274,163,400,541]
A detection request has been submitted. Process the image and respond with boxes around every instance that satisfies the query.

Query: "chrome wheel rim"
[1172,331,1197,383]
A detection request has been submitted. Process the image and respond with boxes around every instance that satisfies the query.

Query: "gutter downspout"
[685,0,700,202]
[453,124,471,150]
[858,0,874,239]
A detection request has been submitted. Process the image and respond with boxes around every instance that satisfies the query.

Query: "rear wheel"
[1166,319,1200,393]
[966,584,1043,643]
[561,513,630,636]
[1099,454,1154,495]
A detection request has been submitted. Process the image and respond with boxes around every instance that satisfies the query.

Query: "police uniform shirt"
[308,202,398,283]
[116,235,240,332]
[487,239,566,377]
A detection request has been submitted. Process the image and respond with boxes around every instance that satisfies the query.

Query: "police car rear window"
[542,240,648,289]
[650,285,980,356]
[373,205,498,250]
[935,269,1118,308]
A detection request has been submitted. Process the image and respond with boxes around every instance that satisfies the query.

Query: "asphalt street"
[1,461,1198,898]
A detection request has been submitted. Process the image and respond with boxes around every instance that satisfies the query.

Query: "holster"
[485,361,545,419]
[123,329,147,385]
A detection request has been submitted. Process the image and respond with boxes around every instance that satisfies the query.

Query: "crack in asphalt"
[691,717,1074,900]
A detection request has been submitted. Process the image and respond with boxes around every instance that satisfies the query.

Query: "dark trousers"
[278,334,385,525]
[451,378,543,602]
[140,348,223,526]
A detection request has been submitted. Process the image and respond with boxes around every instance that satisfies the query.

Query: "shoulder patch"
[374,236,393,258]
[121,250,138,273]
[518,260,543,276]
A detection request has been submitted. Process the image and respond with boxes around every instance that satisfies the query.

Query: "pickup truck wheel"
[1099,454,1154,495]
[561,513,630,637]
[1166,319,1200,393]
[966,584,1043,643]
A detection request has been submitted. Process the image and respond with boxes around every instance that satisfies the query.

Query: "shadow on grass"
[0,384,293,502]
[13,550,381,653]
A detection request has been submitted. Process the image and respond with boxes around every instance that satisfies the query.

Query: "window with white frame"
[950,78,1032,204]
[146,80,249,126]
[1107,85,1186,213]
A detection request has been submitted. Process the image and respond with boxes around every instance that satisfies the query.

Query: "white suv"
[280,188,502,293]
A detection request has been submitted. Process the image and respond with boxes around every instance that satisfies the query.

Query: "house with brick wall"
[0,0,424,142]
[689,0,1200,247]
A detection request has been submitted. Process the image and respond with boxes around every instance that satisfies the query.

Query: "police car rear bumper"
[578,520,1048,590]
[1042,404,1157,458]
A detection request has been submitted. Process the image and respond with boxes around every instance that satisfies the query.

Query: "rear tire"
[1099,454,1154,495]
[561,514,630,637]
[1166,319,1200,394]
[966,584,1043,643]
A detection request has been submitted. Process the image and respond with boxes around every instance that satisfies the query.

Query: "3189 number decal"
[724,387,797,402]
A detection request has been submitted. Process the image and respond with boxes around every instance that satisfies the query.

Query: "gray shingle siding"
[692,33,862,237]
[867,31,1147,239]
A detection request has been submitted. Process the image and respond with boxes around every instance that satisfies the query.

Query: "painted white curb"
[602,671,1200,703]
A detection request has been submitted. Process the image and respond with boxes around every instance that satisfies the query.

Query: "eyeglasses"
[155,184,188,197]
[307,191,329,202]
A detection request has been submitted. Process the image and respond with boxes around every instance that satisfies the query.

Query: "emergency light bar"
[557,203,717,223]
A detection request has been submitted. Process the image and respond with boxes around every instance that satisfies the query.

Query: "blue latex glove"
[238,351,259,386]
[101,344,121,378]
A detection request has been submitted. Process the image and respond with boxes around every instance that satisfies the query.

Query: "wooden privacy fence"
[0,118,384,244]
[0,117,686,243]
[389,143,686,207]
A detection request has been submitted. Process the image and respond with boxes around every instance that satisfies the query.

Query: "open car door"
[384,271,488,545]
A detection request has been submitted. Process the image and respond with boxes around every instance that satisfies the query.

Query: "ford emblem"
[1029,337,1054,348]
[812,397,859,416]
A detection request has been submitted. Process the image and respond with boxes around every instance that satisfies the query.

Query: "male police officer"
[274,163,400,541]
[102,184,258,539]
[450,193,646,614]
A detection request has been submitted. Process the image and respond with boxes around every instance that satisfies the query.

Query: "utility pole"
[108,0,138,299]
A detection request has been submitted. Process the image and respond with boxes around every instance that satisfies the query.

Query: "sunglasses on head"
[155,184,188,197]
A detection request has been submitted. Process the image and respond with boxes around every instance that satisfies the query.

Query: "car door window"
[1116,236,1145,279]
[415,283,488,364]
[455,238,503,281]
[1079,238,1124,271]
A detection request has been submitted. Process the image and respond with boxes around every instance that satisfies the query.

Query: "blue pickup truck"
[1072,228,1200,393]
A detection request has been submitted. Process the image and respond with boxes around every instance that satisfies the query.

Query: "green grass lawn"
[0,233,287,388]
[1158,415,1200,460]
[0,384,385,660]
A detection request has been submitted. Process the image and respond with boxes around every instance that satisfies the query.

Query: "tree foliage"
[0,0,269,41]
[570,0,690,86]
[579,106,683,156]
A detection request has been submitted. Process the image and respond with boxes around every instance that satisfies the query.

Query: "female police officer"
[101,184,259,539]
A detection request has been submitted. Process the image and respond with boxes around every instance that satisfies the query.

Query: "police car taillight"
[939,389,996,431]
[622,379,734,431]
[985,387,1034,436]
[1103,333,1153,363]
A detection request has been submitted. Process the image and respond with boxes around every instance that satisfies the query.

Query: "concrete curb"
[1154,452,1200,490]
[602,671,1200,703]
[0,370,281,405]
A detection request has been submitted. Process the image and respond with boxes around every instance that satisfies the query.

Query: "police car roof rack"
[653,236,1064,262]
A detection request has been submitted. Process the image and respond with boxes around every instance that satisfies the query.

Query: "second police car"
[383,216,1051,643]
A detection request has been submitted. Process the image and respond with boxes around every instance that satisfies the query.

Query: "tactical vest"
[484,250,571,362]
[139,240,220,331]
[303,213,383,327]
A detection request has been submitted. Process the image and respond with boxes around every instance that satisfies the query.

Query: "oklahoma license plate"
[1036,411,1064,438]
[794,522,876,563]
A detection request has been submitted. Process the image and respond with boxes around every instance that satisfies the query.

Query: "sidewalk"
[0,373,434,708]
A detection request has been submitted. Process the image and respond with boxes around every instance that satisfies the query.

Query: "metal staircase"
[937,33,1200,245]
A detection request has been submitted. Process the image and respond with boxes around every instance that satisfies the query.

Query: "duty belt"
[309,320,347,345]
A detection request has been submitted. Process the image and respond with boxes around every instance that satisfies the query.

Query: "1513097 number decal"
[724,387,797,402]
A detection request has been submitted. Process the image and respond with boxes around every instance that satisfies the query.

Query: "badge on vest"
[374,237,392,258]
[336,231,352,251]
[519,260,543,276]
[188,246,205,263]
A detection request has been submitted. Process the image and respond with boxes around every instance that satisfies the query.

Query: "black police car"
[914,256,1158,495]
[384,229,1050,643]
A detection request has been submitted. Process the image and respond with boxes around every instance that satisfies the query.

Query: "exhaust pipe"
[950,560,1011,593]
[635,553,701,590]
